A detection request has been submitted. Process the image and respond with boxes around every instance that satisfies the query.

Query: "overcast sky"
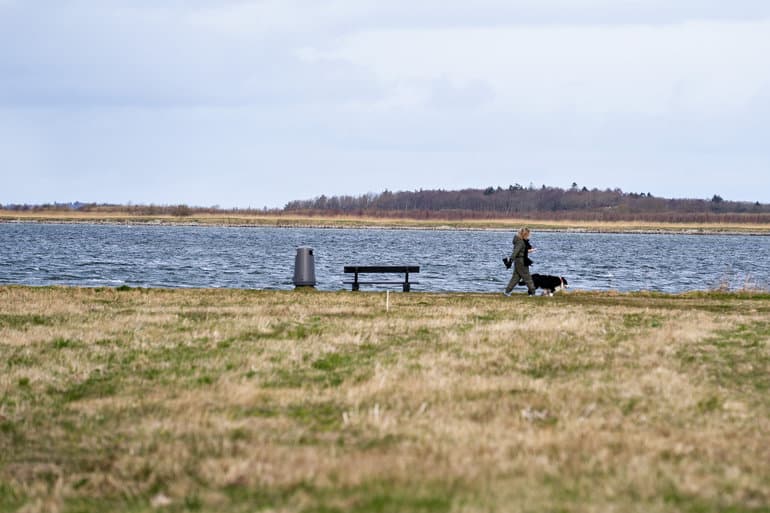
[2,1,769,208]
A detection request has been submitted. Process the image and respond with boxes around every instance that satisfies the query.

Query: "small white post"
[386,290,390,312]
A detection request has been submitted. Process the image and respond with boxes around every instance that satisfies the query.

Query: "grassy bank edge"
[3,211,770,234]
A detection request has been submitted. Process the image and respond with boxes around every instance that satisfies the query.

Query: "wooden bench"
[344,265,420,292]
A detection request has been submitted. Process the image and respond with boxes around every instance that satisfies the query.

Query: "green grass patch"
[696,395,722,414]
[220,480,455,513]
[0,417,25,447]
[264,344,384,389]
[520,355,599,379]
[677,321,770,397]
[288,401,344,432]
[223,319,324,342]
[177,311,232,323]
[55,371,119,402]
[662,482,770,513]
[51,337,82,349]
[230,404,280,419]
[0,313,56,330]
[4,349,40,368]
[303,481,454,513]
[622,312,663,329]
[312,352,355,372]
[0,482,25,513]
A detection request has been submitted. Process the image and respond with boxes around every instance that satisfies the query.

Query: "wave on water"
[1,223,768,293]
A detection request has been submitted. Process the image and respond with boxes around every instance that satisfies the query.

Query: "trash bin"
[293,247,316,288]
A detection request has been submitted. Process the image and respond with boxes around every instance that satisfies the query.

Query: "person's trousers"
[505,261,535,294]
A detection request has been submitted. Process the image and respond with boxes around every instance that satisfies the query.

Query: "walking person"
[504,227,536,296]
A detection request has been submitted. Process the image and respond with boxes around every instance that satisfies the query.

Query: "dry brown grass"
[3,211,770,234]
[1,286,769,512]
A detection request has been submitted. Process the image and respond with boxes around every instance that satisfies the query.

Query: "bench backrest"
[344,265,420,273]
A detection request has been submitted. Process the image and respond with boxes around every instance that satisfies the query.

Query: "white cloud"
[312,20,770,116]
[179,0,770,31]
[3,2,768,112]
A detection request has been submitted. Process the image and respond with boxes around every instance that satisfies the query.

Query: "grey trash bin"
[293,247,316,288]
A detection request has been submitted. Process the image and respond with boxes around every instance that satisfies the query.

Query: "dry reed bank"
[1,286,769,513]
[3,211,770,234]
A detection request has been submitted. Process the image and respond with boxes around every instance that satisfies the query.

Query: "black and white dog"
[520,274,569,295]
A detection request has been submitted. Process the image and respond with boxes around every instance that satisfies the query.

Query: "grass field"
[1,286,769,512]
[3,210,770,234]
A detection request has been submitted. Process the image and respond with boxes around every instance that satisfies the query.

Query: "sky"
[1,1,769,209]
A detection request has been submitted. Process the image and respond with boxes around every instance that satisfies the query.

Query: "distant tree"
[712,194,724,203]
[483,187,495,196]
[170,204,193,216]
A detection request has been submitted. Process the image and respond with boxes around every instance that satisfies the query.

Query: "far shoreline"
[2,211,770,236]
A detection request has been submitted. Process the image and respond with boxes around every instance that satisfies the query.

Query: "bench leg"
[352,282,359,291]
[403,282,410,292]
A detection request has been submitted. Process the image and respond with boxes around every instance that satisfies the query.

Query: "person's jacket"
[511,235,533,266]
[511,235,527,261]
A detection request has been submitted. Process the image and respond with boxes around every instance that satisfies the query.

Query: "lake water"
[1,223,768,293]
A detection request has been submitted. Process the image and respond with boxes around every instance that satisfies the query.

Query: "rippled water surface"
[1,223,768,293]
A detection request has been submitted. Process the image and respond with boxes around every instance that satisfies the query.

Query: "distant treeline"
[284,185,770,223]
[0,202,275,217]
[4,185,770,223]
